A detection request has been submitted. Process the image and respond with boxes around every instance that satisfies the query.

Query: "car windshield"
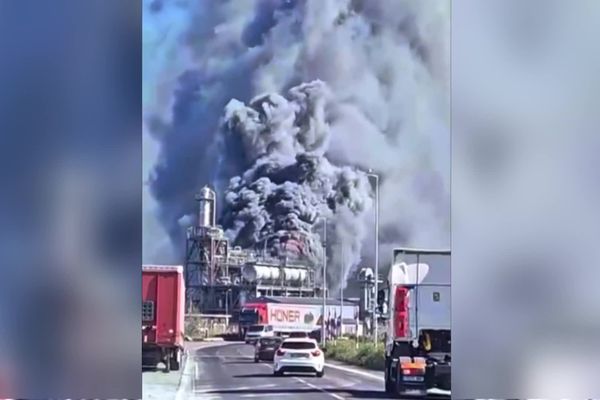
[248,325,264,332]
[260,338,281,346]
[281,341,316,350]
[289,332,307,338]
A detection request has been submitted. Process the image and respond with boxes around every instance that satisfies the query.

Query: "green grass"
[324,339,385,370]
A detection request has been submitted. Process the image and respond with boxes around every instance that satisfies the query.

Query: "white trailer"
[239,297,359,339]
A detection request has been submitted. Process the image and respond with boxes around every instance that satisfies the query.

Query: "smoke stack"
[195,185,216,227]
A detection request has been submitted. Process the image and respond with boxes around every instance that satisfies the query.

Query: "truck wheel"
[385,379,394,393]
[438,374,451,390]
[170,349,181,371]
[164,357,171,373]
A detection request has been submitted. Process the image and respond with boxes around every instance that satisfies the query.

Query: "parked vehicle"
[254,337,283,362]
[273,338,325,377]
[142,265,185,372]
[245,324,275,344]
[288,331,308,338]
[379,248,451,397]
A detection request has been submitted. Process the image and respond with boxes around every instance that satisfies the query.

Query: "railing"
[184,314,233,340]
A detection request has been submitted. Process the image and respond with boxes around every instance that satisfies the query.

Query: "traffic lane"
[193,343,326,399]
[192,342,396,399]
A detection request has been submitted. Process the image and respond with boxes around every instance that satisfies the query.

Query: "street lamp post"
[340,244,345,337]
[320,218,327,347]
[367,170,380,343]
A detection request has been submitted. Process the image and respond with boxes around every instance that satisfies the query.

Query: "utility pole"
[320,218,327,347]
[224,288,230,329]
[340,244,344,337]
[367,170,380,343]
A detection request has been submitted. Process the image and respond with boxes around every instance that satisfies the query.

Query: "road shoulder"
[324,359,385,382]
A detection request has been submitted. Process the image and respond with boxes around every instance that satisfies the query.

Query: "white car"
[273,338,325,377]
[244,324,275,344]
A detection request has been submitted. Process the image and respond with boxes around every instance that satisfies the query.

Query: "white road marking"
[191,359,197,395]
[175,351,193,400]
[195,383,276,394]
[241,393,293,398]
[294,377,345,400]
[194,355,254,359]
[324,362,385,381]
[428,388,451,396]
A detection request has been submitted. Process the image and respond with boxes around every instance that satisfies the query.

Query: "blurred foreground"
[0,1,141,398]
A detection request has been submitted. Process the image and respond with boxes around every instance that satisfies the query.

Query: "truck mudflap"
[385,337,451,397]
[425,362,451,391]
[387,356,428,396]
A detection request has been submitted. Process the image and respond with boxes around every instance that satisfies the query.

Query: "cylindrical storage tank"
[196,186,216,227]
[299,269,307,281]
[283,268,307,282]
[242,264,280,282]
[263,266,280,281]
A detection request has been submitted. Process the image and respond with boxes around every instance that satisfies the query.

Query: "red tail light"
[402,367,424,376]
[276,349,285,356]
[311,350,321,357]
[401,360,425,376]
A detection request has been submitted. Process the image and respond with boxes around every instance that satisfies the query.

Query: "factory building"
[184,186,324,317]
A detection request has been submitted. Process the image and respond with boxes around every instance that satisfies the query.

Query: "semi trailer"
[240,296,359,339]
[378,248,451,397]
[142,265,185,372]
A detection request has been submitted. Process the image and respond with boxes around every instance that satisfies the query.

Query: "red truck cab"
[142,265,185,371]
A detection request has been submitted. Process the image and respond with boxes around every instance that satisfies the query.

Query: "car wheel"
[274,370,283,377]
[316,369,324,378]
[254,357,259,363]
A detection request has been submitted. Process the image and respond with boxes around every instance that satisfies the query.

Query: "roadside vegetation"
[324,338,385,370]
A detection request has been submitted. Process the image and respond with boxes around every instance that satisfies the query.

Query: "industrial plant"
[184,185,331,316]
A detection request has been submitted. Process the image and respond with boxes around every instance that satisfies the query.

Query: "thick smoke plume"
[143,0,450,290]
[219,80,372,274]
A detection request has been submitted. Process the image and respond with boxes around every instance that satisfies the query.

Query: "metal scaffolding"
[184,186,320,318]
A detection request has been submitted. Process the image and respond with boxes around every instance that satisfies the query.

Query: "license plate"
[291,353,308,358]
[403,376,424,382]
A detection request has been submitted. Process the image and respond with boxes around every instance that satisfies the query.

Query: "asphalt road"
[181,342,396,400]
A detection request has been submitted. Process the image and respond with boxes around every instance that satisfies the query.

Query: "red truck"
[142,265,185,372]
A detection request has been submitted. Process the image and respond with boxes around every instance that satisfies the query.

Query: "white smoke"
[143,0,450,289]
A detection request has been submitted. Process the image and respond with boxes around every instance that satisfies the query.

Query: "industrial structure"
[184,186,324,316]
[357,266,377,336]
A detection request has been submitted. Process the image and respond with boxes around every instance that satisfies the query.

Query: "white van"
[244,324,275,344]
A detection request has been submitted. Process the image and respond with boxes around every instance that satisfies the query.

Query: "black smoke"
[218,81,372,280]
